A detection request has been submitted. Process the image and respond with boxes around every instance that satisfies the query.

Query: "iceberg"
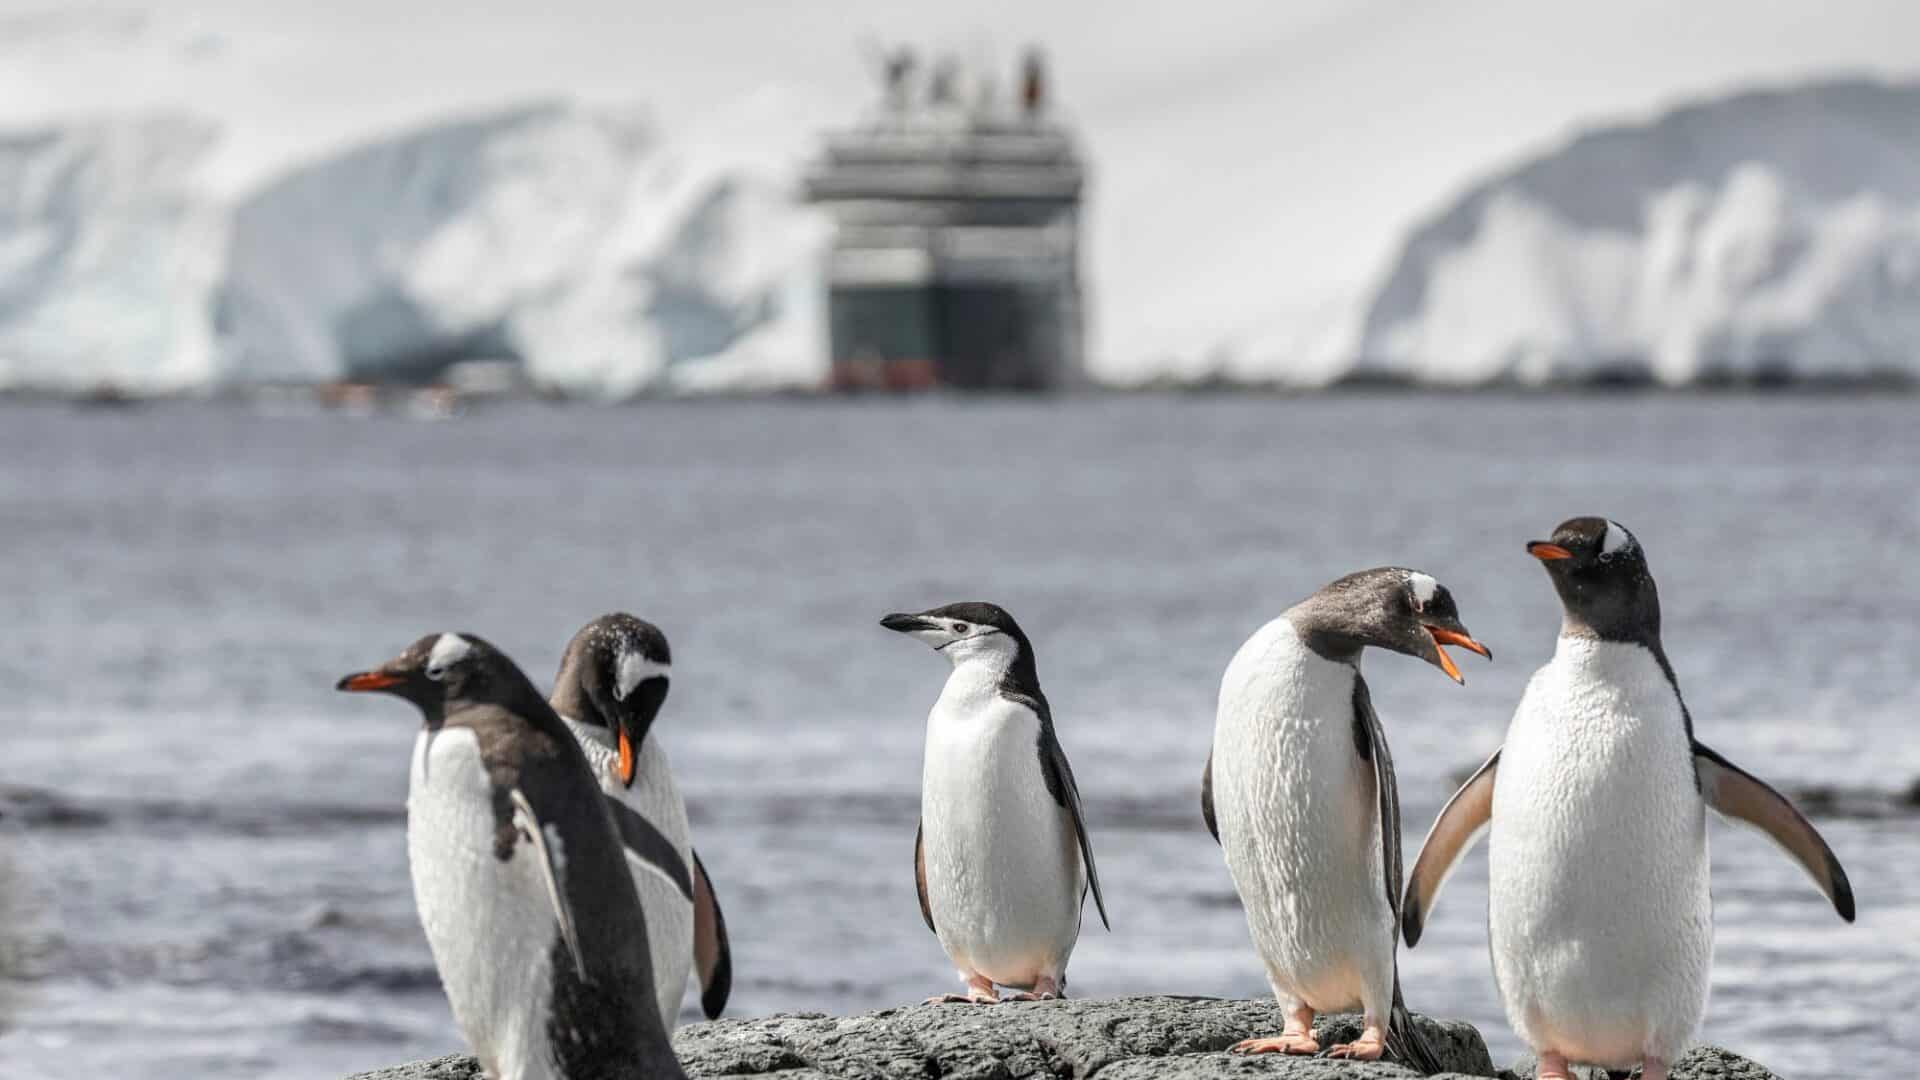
[0,112,225,393]
[218,102,825,396]
[8,78,1920,394]
[1351,78,1920,385]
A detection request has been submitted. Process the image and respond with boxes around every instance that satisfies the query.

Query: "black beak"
[880,613,936,634]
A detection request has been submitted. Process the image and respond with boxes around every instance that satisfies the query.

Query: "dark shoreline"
[3,377,1919,411]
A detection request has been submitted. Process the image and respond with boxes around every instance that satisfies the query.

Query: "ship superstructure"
[803,48,1086,390]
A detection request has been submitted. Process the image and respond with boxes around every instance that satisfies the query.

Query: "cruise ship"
[803,48,1087,391]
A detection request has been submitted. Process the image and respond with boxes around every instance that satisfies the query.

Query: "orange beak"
[617,730,637,787]
[1528,542,1573,561]
[1427,626,1492,684]
[336,670,403,692]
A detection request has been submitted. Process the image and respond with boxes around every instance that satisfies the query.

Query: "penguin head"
[552,613,671,788]
[880,601,1031,669]
[1294,568,1491,683]
[1527,516,1661,641]
[335,632,510,717]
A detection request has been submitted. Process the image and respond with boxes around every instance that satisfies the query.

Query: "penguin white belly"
[407,728,561,1080]
[1489,638,1712,1067]
[921,687,1083,988]
[563,718,696,1030]
[1212,618,1391,1013]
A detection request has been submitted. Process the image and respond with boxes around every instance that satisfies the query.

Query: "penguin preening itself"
[1204,568,1489,1069]
[1402,518,1854,1080]
[549,613,732,1029]
[338,633,686,1080]
[881,602,1109,1004]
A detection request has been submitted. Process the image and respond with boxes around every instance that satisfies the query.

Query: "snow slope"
[219,102,824,394]
[5,75,1920,391]
[1351,79,1920,385]
[0,113,225,392]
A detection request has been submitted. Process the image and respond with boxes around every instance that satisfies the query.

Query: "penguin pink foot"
[1534,1051,1572,1080]
[1232,1005,1319,1055]
[1327,1019,1387,1060]
[1001,975,1062,1002]
[925,973,998,1005]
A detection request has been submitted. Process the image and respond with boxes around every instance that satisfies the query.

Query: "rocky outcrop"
[346,996,1779,1078]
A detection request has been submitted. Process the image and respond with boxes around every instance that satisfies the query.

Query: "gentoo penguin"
[1204,568,1489,1068]
[549,613,731,1029]
[1402,518,1855,1080]
[881,602,1109,1004]
[338,633,686,1080]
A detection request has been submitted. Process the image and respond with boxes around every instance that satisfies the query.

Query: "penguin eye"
[425,663,447,681]
[952,622,970,634]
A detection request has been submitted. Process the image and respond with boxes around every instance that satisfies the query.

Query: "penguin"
[880,602,1109,1003]
[549,613,732,1029]
[338,632,686,1080]
[1401,518,1855,1080]
[1204,567,1489,1069]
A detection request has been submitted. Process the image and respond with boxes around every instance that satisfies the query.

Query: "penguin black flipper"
[1693,741,1855,922]
[1353,677,1444,1074]
[1200,746,1219,843]
[602,795,696,903]
[1403,747,1500,948]
[1350,676,1404,919]
[913,819,937,934]
[691,848,733,1019]
[507,787,589,981]
[1034,720,1110,930]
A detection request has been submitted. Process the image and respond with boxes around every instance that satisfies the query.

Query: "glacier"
[0,112,226,393]
[218,101,826,396]
[0,101,824,396]
[1350,78,1920,385]
[5,78,1920,393]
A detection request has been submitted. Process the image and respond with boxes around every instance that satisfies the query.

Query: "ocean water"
[1,393,1914,1079]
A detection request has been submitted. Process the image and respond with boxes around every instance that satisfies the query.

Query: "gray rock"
[345,997,1772,1079]
[666,995,1490,1079]
[346,1054,483,1080]
[1504,1045,1778,1080]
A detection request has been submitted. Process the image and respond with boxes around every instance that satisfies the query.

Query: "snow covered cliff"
[1350,79,1920,385]
[0,101,822,396]
[218,102,823,395]
[4,78,1920,393]
[0,113,225,393]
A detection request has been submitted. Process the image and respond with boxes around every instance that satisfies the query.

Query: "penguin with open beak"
[1205,568,1489,1070]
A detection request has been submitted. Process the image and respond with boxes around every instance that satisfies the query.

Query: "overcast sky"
[4,1,1918,370]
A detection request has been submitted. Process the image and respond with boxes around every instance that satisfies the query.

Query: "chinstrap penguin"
[338,632,686,1080]
[1204,567,1488,1070]
[1402,518,1855,1080]
[550,613,732,1029]
[881,602,1109,1004]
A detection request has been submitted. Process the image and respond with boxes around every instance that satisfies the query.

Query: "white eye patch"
[426,633,472,678]
[1600,520,1635,558]
[614,651,671,701]
[1407,571,1438,611]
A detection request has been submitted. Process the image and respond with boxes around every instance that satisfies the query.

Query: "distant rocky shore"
[345,995,1779,1079]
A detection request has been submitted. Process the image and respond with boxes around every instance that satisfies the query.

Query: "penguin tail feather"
[1386,979,1446,1076]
